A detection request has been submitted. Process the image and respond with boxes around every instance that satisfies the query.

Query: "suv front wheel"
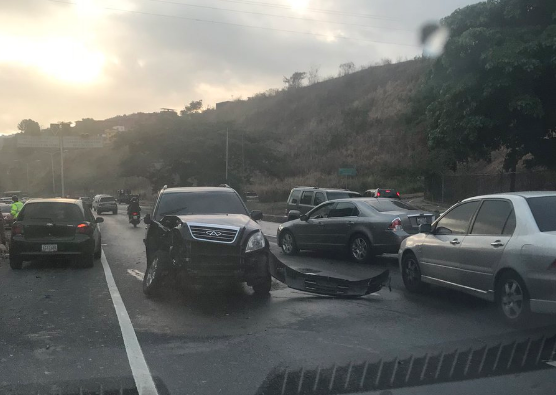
[143,250,168,297]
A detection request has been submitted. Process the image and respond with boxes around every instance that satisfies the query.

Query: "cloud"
[0,0,478,134]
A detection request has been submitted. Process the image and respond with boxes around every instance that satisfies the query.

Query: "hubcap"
[405,258,420,284]
[351,238,367,260]
[282,234,293,254]
[145,257,158,287]
[501,279,524,319]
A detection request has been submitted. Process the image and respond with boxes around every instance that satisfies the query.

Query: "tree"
[338,62,355,76]
[17,119,40,135]
[307,64,320,85]
[180,100,203,116]
[283,72,306,89]
[411,0,556,191]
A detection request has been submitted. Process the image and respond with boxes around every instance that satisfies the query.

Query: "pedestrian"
[10,195,24,220]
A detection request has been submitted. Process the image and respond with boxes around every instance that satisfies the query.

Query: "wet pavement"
[1,206,555,394]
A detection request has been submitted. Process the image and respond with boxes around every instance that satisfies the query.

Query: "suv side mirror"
[419,223,432,233]
[300,214,308,221]
[143,214,152,225]
[95,217,104,223]
[250,210,263,221]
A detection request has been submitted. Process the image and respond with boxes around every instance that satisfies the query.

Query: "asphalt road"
[1,207,556,394]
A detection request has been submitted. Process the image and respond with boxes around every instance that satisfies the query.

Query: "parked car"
[278,198,434,263]
[286,187,361,221]
[244,191,259,201]
[364,188,401,199]
[92,194,118,215]
[79,196,92,209]
[9,198,104,269]
[142,186,270,296]
[399,191,556,324]
[1,203,14,228]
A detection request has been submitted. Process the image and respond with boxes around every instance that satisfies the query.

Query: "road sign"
[17,136,103,149]
[339,168,357,176]
[62,136,103,148]
[17,136,60,148]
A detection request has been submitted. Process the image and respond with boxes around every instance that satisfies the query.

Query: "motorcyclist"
[127,197,141,220]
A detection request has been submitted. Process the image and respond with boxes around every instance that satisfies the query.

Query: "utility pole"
[59,136,65,197]
[225,128,229,183]
[50,152,56,195]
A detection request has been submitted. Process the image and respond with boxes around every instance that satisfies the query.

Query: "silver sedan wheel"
[404,257,420,285]
[501,279,524,319]
[282,233,294,254]
[351,237,368,261]
[145,256,159,287]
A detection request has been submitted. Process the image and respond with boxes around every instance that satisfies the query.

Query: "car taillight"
[396,192,400,197]
[385,190,391,193]
[76,223,92,234]
[388,218,403,231]
[132,212,138,215]
[376,192,381,197]
[11,223,23,235]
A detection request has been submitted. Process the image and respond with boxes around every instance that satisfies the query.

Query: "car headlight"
[245,230,265,252]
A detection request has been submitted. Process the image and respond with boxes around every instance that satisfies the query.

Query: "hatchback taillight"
[376,192,381,197]
[11,223,23,236]
[388,218,403,231]
[396,192,400,197]
[76,223,92,234]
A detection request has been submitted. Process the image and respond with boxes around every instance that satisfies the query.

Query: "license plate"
[42,244,57,252]
[133,216,139,220]
[417,217,428,225]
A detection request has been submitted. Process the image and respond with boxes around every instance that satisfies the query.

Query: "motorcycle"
[129,212,141,228]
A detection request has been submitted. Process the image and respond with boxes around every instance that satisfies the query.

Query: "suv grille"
[187,222,240,244]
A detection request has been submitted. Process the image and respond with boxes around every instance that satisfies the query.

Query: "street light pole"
[225,128,229,183]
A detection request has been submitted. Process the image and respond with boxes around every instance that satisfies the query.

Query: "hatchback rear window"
[377,189,399,198]
[100,197,115,202]
[527,196,556,232]
[364,199,417,212]
[18,203,83,222]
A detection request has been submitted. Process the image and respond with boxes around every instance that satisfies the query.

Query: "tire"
[133,222,137,228]
[9,256,23,270]
[80,253,94,268]
[143,250,168,297]
[252,276,272,296]
[401,252,426,293]
[94,236,102,259]
[496,271,530,325]
[280,231,298,255]
[349,234,372,263]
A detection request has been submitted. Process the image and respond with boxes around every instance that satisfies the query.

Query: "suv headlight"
[245,230,265,252]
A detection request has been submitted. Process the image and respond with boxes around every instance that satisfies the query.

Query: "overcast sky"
[0,0,478,135]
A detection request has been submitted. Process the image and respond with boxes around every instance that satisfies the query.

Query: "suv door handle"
[491,240,504,248]
[450,239,460,245]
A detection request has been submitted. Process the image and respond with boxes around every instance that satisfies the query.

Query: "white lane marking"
[100,250,159,395]
[127,269,144,281]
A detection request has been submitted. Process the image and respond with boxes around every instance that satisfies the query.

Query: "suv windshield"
[364,199,417,212]
[18,203,83,222]
[156,192,248,219]
[527,196,556,232]
[327,191,361,200]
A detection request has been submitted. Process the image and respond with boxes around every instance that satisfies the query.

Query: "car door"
[314,191,326,206]
[325,202,359,249]
[294,202,334,249]
[458,199,516,292]
[420,200,480,284]
[298,190,315,215]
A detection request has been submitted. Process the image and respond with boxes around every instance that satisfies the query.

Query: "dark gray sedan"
[277,198,434,263]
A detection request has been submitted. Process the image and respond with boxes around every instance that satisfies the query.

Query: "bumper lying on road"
[269,252,390,297]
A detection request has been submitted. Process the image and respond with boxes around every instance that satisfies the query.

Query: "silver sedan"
[399,191,556,324]
[277,198,434,263]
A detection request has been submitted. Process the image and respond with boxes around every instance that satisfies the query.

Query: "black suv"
[142,186,270,296]
[286,187,361,221]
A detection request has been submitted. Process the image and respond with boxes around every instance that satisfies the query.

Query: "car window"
[435,201,480,235]
[18,203,84,222]
[100,197,115,202]
[329,202,358,218]
[364,199,417,212]
[327,191,361,200]
[300,191,314,205]
[155,192,248,220]
[84,207,95,222]
[527,196,556,232]
[289,190,301,204]
[471,200,514,235]
[314,192,325,206]
[309,203,333,219]
[377,189,399,198]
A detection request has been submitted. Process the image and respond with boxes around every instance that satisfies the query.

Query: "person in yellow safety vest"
[10,195,24,219]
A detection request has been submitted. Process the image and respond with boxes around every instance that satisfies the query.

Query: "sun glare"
[288,0,310,13]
